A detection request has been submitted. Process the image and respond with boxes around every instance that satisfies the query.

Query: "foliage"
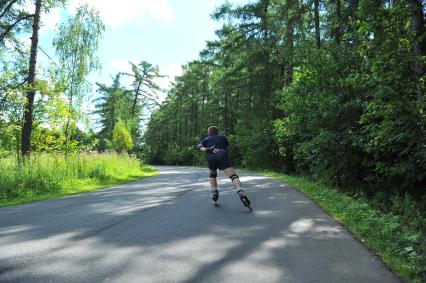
[121,60,162,114]
[142,2,426,280]
[112,119,133,152]
[1,0,95,157]
[53,3,105,152]
[0,0,66,48]
[94,60,163,154]
[144,1,425,199]
[0,152,157,207]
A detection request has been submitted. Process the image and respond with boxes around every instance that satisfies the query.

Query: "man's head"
[208,126,219,136]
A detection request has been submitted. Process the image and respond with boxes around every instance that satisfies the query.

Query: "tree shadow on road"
[0,166,400,283]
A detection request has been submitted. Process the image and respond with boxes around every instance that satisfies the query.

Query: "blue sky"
[37,0,249,102]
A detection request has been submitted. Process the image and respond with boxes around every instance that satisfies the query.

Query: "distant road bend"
[0,166,401,282]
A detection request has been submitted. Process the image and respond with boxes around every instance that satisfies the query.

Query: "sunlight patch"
[240,176,270,182]
[289,218,314,233]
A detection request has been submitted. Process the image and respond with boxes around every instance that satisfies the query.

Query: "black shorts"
[207,149,234,171]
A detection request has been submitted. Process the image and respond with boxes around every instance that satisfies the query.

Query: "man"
[195,126,252,210]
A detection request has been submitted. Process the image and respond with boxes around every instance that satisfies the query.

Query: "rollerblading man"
[195,126,252,211]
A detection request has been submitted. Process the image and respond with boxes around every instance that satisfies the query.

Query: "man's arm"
[195,144,206,151]
[195,144,215,153]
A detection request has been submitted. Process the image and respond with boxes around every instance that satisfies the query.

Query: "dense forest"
[144,0,426,221]
[143,3,426,272]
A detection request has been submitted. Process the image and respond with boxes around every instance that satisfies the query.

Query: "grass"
[257,171,425,283]
[0,152,158,207]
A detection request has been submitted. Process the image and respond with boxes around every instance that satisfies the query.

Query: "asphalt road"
[0,166,401,283]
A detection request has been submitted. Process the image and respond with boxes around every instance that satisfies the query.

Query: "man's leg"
[223,167,251,209]
[210,169,219,204]
[223,167,241,190]
[209,169,218,191]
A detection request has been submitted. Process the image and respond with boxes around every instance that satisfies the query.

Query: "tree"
[19,0,65,156]
[408,0,425,81]
[112,119,133,152]
[94,75,127,147]
[0,0,33,46]
[143,0,426,201]
[121,60,163,115]
[94,72,151,153]
[21,0,42,156]
[53,4,105,154]
[314,0,321,49]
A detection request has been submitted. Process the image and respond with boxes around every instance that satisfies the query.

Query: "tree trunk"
[261,0,272,111]
[224,87,228,136]
[21,0,41,156]
[285,18,294,85]
[184,115,188,148]
[335,0,341,44]
[193,100,198,137]
[409,0,425,79]
[64,93,73,155]
[261,0,269,40]
[132,80,142,116]
[314,0,321,49]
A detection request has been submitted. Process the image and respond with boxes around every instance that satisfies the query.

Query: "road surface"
[0,166,401,282]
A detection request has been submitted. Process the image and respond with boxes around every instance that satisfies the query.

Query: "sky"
[36,0,249,103]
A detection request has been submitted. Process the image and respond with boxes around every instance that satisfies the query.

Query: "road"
[0,166,401,283]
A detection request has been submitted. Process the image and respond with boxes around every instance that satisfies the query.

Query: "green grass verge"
[0,153,158,208]
[259,171,425,283]
[0,164,158,207]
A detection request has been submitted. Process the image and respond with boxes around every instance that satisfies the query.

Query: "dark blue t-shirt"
[200,135,229,151]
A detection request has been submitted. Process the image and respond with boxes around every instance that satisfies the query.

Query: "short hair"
[208,126,219,136]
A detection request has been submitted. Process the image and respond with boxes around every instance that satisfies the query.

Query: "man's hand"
[194,144,219,153]
[205,146,216,153]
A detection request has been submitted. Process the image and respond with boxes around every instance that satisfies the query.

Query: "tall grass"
[0,152,157,206]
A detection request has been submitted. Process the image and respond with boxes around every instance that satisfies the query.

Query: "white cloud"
[110,58,138,86]
[40,7,62,34]
[110,59,134,74]
[67,0,173,27]
[157,63,183,89]
[156,63,182,102]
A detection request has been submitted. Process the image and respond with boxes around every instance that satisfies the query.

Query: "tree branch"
[0,13,34,44]
[0,0,20,19]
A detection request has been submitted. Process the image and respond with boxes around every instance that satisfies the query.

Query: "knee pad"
[210,171,217,178]
[229,174,239,181]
